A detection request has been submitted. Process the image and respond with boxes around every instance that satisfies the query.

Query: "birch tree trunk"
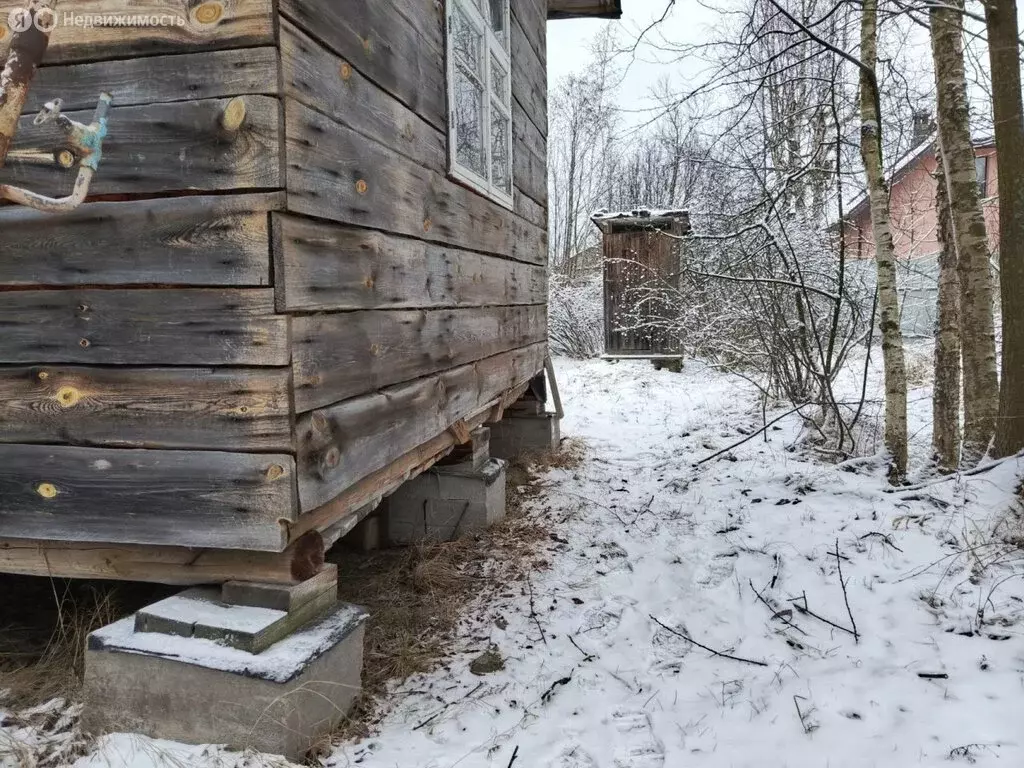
[859,0,908,480]
[930,0,999,466]
[932,149,962,471]
[986,0,1024,456]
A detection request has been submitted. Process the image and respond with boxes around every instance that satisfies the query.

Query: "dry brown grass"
[328,444,583,743]
[0,577,170,710]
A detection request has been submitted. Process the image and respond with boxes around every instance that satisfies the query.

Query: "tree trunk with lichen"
[932,148,962,471]
[859,0,908,481]
[930,0,998,466]
[986,0,1024,456]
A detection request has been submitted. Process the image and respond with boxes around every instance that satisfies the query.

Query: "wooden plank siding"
[291,305,547,413]
[20,47,280,113]
[0,366,292,451]
[0,193,283,287]
[284,99,546,265]
[511,7,548,140]
[5,95,282,198]
[295,342,547,512]
[279,20,446,171]
[272,214,547,313]
[0,289,289,366]
[276,0,447,131]
[0,444,295,550]
[0,0,275,64]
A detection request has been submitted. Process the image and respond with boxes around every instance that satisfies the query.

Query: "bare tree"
[930,0,998,466]
[985,0,1024,456]
[932,148,961,471]
[859,0,908,480]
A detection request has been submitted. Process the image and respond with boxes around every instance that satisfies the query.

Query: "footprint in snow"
[610,710,667,767]
[695,552,737,589]
[577,597,634,644]
[650,616,693,673]
[554,745,599,767]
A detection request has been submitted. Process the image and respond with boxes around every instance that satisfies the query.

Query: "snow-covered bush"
[548,272,604,358]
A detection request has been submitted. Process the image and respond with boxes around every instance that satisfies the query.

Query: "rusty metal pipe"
[0,90,110,211]
[0,0,58,167]
[0,166,93,212]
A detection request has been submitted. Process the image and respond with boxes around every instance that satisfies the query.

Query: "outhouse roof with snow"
[591,208,691,234]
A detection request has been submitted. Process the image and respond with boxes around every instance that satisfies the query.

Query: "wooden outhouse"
[0,0,621,585]
[592,209,690,358]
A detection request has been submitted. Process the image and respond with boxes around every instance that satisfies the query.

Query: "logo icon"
[7,7,32,32]
[33,6,56,32]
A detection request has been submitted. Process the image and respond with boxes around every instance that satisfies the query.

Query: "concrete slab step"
[135,581,337,654]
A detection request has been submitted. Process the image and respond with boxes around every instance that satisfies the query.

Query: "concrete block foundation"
[385,458,507,544]
[488,412,561,458]
[84,601,367,761]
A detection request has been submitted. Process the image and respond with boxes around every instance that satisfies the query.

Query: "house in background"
[842,137,1000,261]
[840,131,999,336]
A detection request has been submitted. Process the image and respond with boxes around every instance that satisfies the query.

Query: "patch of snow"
[91,602,366,685]
[328,357,1024,768]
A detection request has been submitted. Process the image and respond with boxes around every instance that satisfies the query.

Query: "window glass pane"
[975,155,988,197]
[489,0,508,49]
[490,101,511,195]
[456,66,486,177]
[451,3,482,74]
[491,54,507,99]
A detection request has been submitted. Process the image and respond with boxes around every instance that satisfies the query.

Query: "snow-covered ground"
[6,355,1024,767]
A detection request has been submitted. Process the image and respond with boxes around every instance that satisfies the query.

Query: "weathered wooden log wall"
[0,0,549,581]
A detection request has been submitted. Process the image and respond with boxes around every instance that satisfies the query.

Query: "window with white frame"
[446,0,513,208]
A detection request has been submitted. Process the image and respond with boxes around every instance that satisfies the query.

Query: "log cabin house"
[0,0,623,585]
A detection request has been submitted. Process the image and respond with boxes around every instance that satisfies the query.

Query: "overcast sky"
[545,1,719,126]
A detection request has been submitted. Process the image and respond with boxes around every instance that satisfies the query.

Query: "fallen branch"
[788,592,857,638]
[412,682,484,731]
[859,531,903,552]
[833,538,859,643]
[568,635,596,662]
[693,404,806,466]
[793,694,817,734]
[541,672,574,704]
[649,615,768,667]
[749,580,808,636]
[526,573,547,647]
[887,449,1024,493]
[507,746,520,767]
[627,495,655,527]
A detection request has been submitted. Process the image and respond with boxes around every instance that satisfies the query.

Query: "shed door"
[603,229,680,356]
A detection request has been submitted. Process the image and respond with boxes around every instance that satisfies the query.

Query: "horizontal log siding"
[0,289,288,366]
[5,95,282,198]
[295,342,547,511]
[0,193,283,287]
[279,4,547,262]
[272,214,546,313]
[0,365,292,451]
[21,47,280,113]
[0,0,275,64]
[277,0,551,520]
[291,305,547,412]
[0,444,296,550]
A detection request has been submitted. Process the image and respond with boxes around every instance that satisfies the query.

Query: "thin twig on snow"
[833,538,859,643]
[788,591,857,638]
[649,615,768,667]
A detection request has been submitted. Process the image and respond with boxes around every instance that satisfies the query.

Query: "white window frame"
[446,0,514,209]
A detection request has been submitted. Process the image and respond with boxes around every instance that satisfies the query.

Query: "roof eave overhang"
[548,1,623,20]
